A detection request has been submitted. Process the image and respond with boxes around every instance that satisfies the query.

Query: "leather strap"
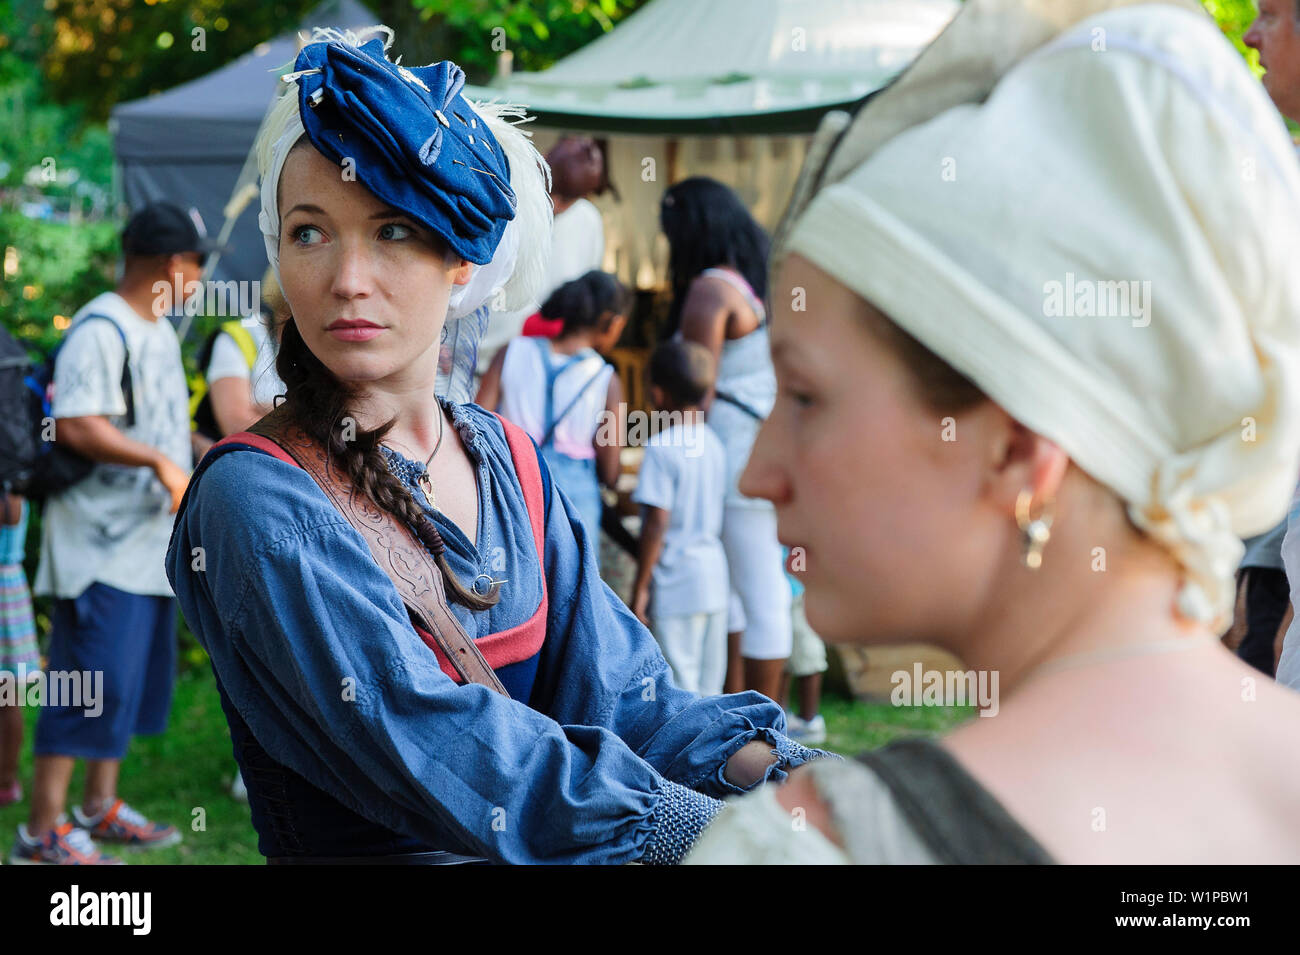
[854,738,1055,864]
[243,405,510,697]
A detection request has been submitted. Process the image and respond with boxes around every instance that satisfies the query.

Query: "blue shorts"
[34,582,177,761]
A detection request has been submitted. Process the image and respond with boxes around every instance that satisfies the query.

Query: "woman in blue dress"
[165,26,826,865]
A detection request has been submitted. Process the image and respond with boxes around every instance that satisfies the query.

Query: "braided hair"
[274,313,500,611]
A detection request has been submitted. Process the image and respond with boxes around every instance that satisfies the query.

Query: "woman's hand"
[723,739,778,788]
[632,584,651,628]
[3,493,22,526]
[154,454,192,514]
[774,764,843,847]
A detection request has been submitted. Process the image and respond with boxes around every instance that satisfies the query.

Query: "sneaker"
[72,799,182,851]
[0,780,20,807]
[785,713,827,746]
[8,821,124,865]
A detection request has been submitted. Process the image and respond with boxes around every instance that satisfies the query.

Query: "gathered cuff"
[640,779,725,866]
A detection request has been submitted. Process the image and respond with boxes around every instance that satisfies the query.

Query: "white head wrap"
[778,0,1300,631]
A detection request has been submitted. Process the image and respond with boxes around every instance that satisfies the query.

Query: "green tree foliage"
[34,0,324,123]
[1206,0,1263,70]
[411,0,649,81]
[1,1,117,349]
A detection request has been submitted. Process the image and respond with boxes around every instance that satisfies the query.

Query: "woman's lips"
[327,324,384,342]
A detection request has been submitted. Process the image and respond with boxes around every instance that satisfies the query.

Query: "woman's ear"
[450,258,474,286]
[602,312,628,339]
[980,406,1070,518]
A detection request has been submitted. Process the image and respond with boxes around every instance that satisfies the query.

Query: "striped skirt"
[0,562,39,676]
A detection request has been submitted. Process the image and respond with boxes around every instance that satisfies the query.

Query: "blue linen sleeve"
[526,449,836,800]
[168,448,726,865]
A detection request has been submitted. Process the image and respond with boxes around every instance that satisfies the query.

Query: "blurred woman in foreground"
[688,0,1300,864]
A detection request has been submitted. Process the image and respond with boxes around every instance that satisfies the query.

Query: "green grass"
[0,668,261,865]
[821,694,974,754]
[0,665,973,864]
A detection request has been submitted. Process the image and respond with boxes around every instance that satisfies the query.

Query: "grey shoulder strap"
[855,737,1055,864]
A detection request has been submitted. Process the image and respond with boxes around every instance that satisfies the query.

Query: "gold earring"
[1015,488,1054,570]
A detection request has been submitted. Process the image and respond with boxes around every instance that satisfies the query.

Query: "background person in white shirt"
[632,340,729,696]
[16,202,200,865]
[192,267,289,460]
[543,137,607,299]
[479,271,628,562]
[476,136,609,369]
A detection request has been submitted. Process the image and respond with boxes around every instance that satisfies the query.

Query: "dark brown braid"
[275,314,500,611]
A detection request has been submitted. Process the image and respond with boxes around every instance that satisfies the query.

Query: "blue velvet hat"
[292,36,517,265]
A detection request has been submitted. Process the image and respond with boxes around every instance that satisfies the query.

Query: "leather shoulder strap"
[235,406,509,697]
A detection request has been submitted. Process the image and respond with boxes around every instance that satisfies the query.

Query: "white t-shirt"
[498,338,613,460]
[547,197,605,294]
[205,317,285,408]
[34,292,192,599]
[632,418,729,618]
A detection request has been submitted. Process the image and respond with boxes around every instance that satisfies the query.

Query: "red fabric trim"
[494,413,547,568]
[419,415,548,677]
[213,421,550,683]
[212,431,297,467]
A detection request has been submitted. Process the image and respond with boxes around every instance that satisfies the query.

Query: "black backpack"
[0,325,35,495]
[0,314,134,502]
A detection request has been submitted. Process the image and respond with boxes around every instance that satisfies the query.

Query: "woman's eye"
[378,222,414,241]
[291,225,323,246]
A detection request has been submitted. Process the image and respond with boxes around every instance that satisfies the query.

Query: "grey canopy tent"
[109,0,380,303]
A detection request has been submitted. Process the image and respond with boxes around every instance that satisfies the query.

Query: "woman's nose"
[738,416,790,506]
[331,240,376,299]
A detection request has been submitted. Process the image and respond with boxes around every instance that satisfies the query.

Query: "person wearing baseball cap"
[120,200,225,263]
[12,201,200,864]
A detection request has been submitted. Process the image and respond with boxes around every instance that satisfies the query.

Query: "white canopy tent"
[464,0,959,297]
[467,0,960,134]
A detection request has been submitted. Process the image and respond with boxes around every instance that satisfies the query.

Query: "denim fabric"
[213,671,434,858]
[540,447,602,568]
[167,400,820,864]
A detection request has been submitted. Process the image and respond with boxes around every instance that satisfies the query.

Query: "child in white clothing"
[632,341,729,696]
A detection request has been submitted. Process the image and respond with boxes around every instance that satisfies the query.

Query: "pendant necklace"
[415,407,444,508]
[413,408,506,596]
[1015,633,1219,690]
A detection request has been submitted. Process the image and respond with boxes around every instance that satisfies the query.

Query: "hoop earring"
[1015,488,1054,571]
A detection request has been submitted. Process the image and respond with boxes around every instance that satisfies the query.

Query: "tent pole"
[177,75,290,346]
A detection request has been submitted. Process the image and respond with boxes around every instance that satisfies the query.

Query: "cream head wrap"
[776,0,1300,631]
